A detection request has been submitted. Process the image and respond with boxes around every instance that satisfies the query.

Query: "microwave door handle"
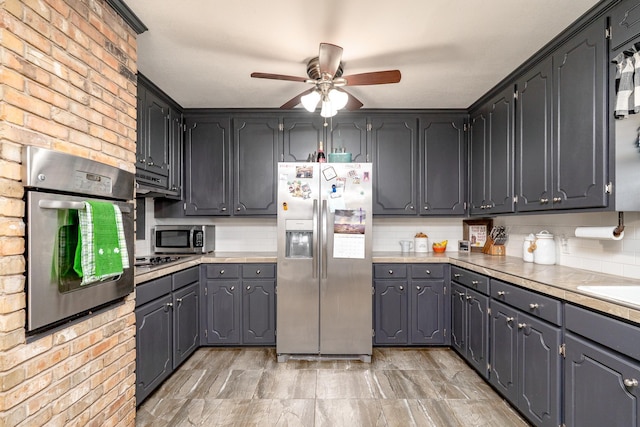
[312,199,318,279]
[39,199,132,213]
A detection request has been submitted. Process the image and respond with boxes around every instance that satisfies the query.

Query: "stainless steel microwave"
[152,225,215,254]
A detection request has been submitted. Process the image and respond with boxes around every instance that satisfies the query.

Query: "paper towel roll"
[574,226,624,240]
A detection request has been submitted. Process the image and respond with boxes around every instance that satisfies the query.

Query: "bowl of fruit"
[432,240,448,253]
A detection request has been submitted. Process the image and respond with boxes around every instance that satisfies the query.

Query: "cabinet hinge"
[605,26,612,39]
[513,195,518,204]
[372,286,375,295]
[487,307,492,316]
[463,123,468,132]
[204,329,207,337]
[366,123,372,132]
[559,343,566,358]
[513,90,518,100]
[372,329,375,337]
[204,287,207,296]
[278,123,284,131]
[463,201,467,211]
[444,286,447,296]
[487,363,491,372]
[183,202,187,211]
[605,182,613,194]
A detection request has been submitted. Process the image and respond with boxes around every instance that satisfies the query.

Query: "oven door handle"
[39,199,132,213]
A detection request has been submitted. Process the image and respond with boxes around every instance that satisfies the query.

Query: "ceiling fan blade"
[251,72,308,83]
[340,89,364,111]
[280,88,315,109]
[318,43,343,77]
[343,70,401,86]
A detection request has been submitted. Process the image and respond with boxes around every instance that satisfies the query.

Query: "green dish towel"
[74,201,129,285]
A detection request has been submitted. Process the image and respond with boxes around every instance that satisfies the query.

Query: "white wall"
[137,198,640,280]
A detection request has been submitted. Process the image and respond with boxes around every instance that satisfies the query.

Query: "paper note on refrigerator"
[333,209,366,259]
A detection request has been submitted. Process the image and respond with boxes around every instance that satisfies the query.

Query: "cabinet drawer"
[205,264,240,279]
[451,266,489,295]
[410,264,445,279]
[566,304,640,362]
[136,275,172,307]
[491,279,562,326]
[374,264,408,279]
[242,264,275,279]
[172,266,199,290]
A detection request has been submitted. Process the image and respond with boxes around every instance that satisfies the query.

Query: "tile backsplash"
[140,198,640,280]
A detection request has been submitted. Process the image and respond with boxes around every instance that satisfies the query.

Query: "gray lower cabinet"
[490,300,561,427]
[374,264,448,346]
[135,267,200,405]
[450,267,490,378]
[564,304,640,427]
[203,264,276,346]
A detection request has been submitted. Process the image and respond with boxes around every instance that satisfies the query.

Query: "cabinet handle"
[220,269,225,275]
[408,206,414,210]
[506,317,514,323]
[497,291,505,296]
[424,206,429,210]
[416,286,421,290]
[454,273,461,278]
[138,158,145,164]
[176,298,182,304]
[399,285,404,291]
[230,286,235,291]
[256,269,261,275]
[518,323,527,329]
[624,378,639,387]
[237,207,241,211]
[388,270,393,275]
[466,296,472,301]
[540,198,549,204]
[553,197,562,203]
[221,207,227,212]
[246,286,251,290]
[147,161,154,166]
[425,270,431,275]
[529,303,539,309]
[165,302,173,310]
[472,280,479,286]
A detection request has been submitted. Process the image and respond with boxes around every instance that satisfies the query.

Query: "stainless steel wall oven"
[23,147,135,332]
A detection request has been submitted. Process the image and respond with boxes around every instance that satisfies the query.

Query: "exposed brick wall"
[0,1,138,425]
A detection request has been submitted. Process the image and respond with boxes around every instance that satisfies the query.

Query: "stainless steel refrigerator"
[276,162,373,362]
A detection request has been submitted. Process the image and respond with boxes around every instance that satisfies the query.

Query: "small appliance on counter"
[152,225,215,254]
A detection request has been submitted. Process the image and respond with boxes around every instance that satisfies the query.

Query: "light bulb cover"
[301,90,321,112]
[328,89,348,110]
[320,100,338,118]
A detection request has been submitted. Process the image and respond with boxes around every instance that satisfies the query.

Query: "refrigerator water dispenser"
[285,220,313,258]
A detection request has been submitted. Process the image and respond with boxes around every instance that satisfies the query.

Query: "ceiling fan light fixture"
[320,99,338,118]
[301,90,321,112]
[328,88,348,110]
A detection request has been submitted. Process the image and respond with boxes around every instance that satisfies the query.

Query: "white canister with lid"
[523,233,535,263]
[533,230,556,265]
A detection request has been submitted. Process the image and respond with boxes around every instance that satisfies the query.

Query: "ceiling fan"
[251,43,401,117]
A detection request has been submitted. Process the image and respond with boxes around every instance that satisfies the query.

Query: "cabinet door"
[486,86,515,214]
[205,280,241,344]
[282,115,324,162]
[450,282,467,355]
[136,83,147,168]
[327,114,368,162]
[490,300,518,403]
[564,333,640,427]
[136,295,173,405]
[516,57,553,212]
[466,289,489,378]
[173,282,199,369]
[468,109,487,214]
[374,281,408,345]
[184,115,231,215]
[167,107,183,198]
[610,0,640,51]
[242,280,276,345]
[419,115,466,215]
[552,18,608,210]
[410,280,446,344]
[517,312,561,427]
[233,116,279,215]
[369,115,418,215]
[144,89,170,177]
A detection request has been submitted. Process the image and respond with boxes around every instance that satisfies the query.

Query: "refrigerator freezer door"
[276,163,320,355]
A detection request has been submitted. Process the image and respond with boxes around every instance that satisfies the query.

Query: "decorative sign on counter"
[463,219,493,253]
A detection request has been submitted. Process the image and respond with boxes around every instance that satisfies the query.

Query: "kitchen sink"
[577,285,640,308]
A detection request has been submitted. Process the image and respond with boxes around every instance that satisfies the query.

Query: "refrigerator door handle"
[322,199,329,279]
[312,198,318,279]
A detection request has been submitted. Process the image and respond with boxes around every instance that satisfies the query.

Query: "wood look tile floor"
[136,347,530,426]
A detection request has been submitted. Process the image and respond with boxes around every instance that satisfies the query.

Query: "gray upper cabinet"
[327,114,368,162]
[282,115,324,162]
[233,116,280,215]
[551,17,608,210]
[610,0,640,51]
[167,107,183,198]
[369,115,419,215]
[419,114,466,215]
[469,86,515,215]
[516,57,553,212]
[139,87,170,178]
[183,114,232,215]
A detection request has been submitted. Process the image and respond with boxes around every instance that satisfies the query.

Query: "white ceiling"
[126,0,602,110]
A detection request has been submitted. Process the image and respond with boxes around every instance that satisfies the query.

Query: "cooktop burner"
[134,255,189,267]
